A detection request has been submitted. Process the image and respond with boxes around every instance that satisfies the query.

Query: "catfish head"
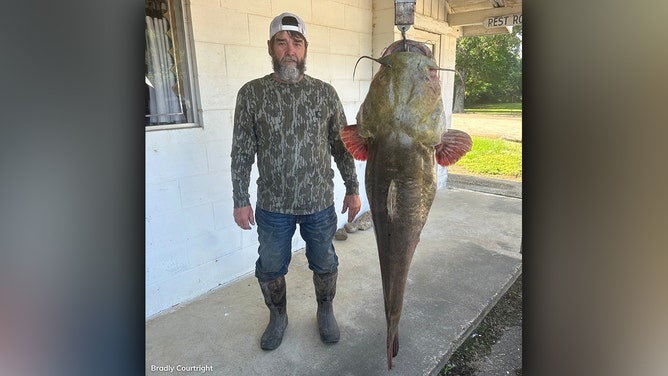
[344,39,471,167]
[355,39,445,149]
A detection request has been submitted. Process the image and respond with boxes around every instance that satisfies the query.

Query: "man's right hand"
[233,205,255,230]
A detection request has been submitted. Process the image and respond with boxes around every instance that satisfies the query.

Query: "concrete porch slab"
[146,184,522,375]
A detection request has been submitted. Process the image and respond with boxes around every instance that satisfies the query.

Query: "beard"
[272,55,306,84]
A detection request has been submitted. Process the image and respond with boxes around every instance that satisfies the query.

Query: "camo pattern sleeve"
[231,80,257,209]
[231,75,359,215]
[328,88,360,196]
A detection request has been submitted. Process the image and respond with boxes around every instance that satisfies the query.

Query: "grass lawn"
[448,102,522,182]
[448,136,522,182]
[465,102,522,115]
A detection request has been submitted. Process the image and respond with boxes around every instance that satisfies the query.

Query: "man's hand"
[341,194,362,223]
[233,205,255,230]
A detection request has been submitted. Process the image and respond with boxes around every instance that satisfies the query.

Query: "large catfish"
[341,39,472,369]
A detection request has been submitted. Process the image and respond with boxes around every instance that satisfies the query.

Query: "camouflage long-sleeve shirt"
[231,74,359,215]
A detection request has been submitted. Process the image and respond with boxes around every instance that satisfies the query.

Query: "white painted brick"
[330,29,360,55]
[191,6,249,44]
[197,74,228,110]
[145,283,166,318]
[306,54,333,82]
[185,227,242,266]
[188,0,221,8]
[342,102,361,124]
[149,204,215,250]
[241,225,259,249]
[372,0,393,11]
[248,14,273,47]
[146,217,155,249]
[213,200,236,230]
[333,54,360,80]
[372,31,394,60]
[145,127,205,149]
[145,244,189,285]
[351,55,373,81]
[201,110,233,141]
[198,75,248,111]
[304,24,331,54]
[345,5,371,33]
[206,139,232,173]
[218,248,257,282]
[341,0,364,7]
[149,263,222,314]
[313,1,345,28]
[225,45,273,79]
[358,78,371,97]
[146,142,209,183]
[193,42,227,76]
[221,0,271,17]
[179,170,230,207]
[330,79,360,102]
[372,6,395,35]
[360,30,373,54]
[146,180,182,215]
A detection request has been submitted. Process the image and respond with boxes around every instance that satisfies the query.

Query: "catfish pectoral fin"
[340,125,369,161]
[435,128,473,167]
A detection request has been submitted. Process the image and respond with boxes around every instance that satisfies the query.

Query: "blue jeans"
[255,205,339,281]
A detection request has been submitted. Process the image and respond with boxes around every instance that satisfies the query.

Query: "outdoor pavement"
[145,175,522,376]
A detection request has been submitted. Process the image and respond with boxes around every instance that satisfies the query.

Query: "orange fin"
[435,128,473,167]
[340,125,368,161]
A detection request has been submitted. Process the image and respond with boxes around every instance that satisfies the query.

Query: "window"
[145,0,199,129]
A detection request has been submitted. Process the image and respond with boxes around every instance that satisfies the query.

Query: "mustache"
[281,56,298,63]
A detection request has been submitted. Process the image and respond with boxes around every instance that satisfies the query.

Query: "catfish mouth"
[382,39,433,58]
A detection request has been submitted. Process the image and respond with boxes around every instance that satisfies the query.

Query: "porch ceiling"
[445,0,522,36]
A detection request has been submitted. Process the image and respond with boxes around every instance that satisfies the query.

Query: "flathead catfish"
[341,39,472,369]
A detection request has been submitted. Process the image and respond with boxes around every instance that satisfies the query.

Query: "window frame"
[145,0,201,132]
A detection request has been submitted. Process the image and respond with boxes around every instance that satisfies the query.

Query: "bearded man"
[230,12,361,350]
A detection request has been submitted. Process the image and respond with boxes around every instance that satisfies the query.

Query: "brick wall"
[146,0,455,319]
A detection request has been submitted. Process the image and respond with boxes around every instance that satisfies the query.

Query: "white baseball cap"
[269,12,307,40]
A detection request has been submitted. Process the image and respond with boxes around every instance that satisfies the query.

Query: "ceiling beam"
[461,24,510,37]
[447,5,521,27]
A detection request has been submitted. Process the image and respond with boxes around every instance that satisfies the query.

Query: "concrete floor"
[146,177,522,375]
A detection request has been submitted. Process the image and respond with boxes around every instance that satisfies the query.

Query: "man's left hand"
[341,194,362,223]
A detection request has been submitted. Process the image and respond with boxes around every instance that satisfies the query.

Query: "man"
[231,12,362,351]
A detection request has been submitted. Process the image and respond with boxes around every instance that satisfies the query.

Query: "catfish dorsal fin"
[340,125,369,161]
[435,128,473,167]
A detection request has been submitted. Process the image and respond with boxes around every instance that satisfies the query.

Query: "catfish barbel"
[341,39,472,369]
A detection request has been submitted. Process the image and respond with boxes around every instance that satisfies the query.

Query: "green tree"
[453,26,522,111]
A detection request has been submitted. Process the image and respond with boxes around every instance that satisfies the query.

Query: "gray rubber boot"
[313,271,340,343]
[258,276,288,350]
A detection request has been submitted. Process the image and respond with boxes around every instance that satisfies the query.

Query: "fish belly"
[365,138,437,367]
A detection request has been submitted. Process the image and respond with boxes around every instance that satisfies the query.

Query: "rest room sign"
[484,14,522,28]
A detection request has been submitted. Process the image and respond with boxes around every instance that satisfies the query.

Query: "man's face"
[269,31,307,83]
